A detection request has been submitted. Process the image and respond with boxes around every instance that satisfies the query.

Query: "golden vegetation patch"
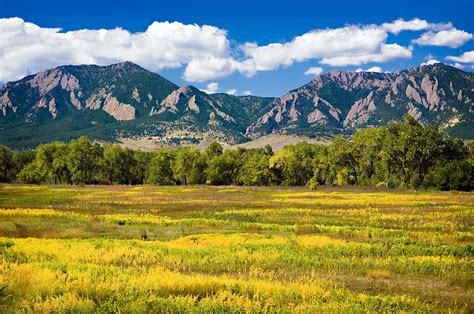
[0,185,472,312]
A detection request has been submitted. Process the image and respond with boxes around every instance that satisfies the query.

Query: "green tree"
[269,142,318,186]
[309,144,332,186]
[433,160,474,191]
[146,148,176,185]
[51,143,71,184]
[0,145,14,182]
[173,147,201,185]
[328,137,360,185]
[12,150,35,181]
[407,125,443,187]
[381,115,445,188]
[206,149,242,185]
[101,145,137,184]
[20,141,71,184]
[132,150,153,184]
[67,137,102,185]
[353,127,386,185]
[238,149,272,186]
[188,154,208,185]
[205,142,223,159]
[17,162,44,184]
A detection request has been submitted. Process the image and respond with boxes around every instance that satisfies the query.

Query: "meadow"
[0,184,472,312]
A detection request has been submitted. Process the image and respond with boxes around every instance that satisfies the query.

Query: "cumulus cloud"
[382,18,430,34]
[202,82,219,94]
[0,17,233,82]
[304,66,323,76]
[320,44,412,66]
[382,18,452,35]
[446,51,474,63]
[183,56,236,82]
[225,88,238,95]
[0,17,471,84]
[242,90,252,96]
[242,26,393,70]
[413,28,472,48]
[355,66,382,73]
[420,58,440,66]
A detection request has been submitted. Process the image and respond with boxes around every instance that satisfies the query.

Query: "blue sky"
[1,0,473,96]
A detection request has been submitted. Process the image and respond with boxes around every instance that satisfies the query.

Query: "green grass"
[0,184,472,312]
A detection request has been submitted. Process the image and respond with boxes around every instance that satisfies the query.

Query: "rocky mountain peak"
[247,63,473,138]
[0,63,472,149]
[109,61,145,72]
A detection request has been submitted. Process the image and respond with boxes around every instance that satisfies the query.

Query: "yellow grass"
[0,184,472,312]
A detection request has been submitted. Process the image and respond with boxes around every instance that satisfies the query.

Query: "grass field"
[0,185,472,312]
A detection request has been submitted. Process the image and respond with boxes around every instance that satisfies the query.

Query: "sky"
[0,0,473,96]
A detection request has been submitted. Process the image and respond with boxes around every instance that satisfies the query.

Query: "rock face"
[0,61,178,123]
[343,91,376,128]
[149,85,238,127]
[406,84,423,105]
[246,63,473,138]
[421,75,440,110]
[102,97,136,121]
[0,62,472,148]
[0,91,15,116]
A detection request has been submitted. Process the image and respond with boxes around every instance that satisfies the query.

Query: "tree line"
[0,115,473,190]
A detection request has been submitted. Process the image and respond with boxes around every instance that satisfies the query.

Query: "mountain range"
[0,61,472,149]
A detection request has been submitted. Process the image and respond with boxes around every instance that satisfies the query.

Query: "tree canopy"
[1,117,473,191]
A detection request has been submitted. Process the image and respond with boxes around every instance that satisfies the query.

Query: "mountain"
[247,64,473,139]
[0,62,472,149]
[0,61,178,122]
[145,85,274,145]
[0,62,274,148]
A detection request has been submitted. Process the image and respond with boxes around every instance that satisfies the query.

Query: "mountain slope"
[0,61,178,123]
[0,62,275,147]
[0,62,472,149]
[246,64,473,139]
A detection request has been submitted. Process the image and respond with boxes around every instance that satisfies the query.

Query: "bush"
[433,160,474,191]
[307,177,318,190]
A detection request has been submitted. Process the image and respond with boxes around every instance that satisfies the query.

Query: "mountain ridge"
[246,63,473,139]
[0,62,472,148]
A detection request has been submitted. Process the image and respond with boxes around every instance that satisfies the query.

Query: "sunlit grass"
[0,184,472,312]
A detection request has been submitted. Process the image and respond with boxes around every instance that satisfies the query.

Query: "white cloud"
[413,28,472,48]
[202,82,219,94]
[451,63,465,69]
[382,18,452,35]
[355,66,382,73]
[420,58,440,66]
[382,18,430,34]
[0,17,471,84]
[304,66,323,76]
[367,66,382,72]
[320,43,412,66]
[242,26,392,71]
[225,88,237,96]
[183,56,236,82]
[446,51,474,63]
[0,17,233,82]
[242,90,252,96]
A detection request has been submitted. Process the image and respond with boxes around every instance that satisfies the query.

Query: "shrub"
[434,160,474,191]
